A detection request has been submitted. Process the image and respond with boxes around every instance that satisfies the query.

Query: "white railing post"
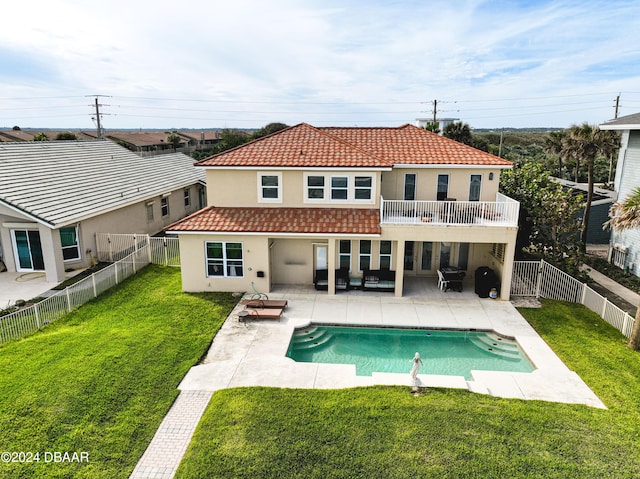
[147,236,153,264]
[66,288,72,312]
[92,274,97,298]
[34,302,41,329]
[115,263,119,284]
[622,313,631,337]
[108,234,114,262]
[535,260,544,298]
[602,298,608,319]
[164,239,169,266]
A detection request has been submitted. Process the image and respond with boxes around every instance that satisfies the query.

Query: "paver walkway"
[129,390,212,479]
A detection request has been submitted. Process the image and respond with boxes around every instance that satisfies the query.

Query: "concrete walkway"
[129,284,606,479]
[583,266,640,314]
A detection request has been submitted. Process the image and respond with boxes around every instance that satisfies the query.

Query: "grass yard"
[175,300,640,479]
[0,265,236,479]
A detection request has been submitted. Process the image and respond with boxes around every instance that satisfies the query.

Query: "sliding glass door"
[11,230,45,271]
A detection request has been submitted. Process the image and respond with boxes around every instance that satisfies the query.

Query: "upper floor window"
[206,241,244,277]
[331,177,349,200]
[469,175,481,202]
[60,226,80,261]
[437,174,449,201]
[258,173,282,202]
[404,174,416,200]
[146,202,154,222]
[184,188,191,208]
[355,177,372,200]
[307,176,325,199]
[161,197,170,217]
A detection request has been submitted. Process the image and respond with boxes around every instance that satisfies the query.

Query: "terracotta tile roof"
[322,124,513,166]
[166,206,382,235]
[195,123,512,168]
[195,123,391,168]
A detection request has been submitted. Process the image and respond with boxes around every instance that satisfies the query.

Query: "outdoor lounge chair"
[237,307,284,321]
[239,299,288,309]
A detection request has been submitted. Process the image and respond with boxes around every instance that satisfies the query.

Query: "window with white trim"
[437,174,449,201]
[379,241,392,270]
[259,173,281,202]
[307,175,325,199]
[205,242,244,277]
[331,176,349,200]
[339,240,351,270]
[355,176,372,200]
[161,197,169,217]
[60,226,80,261]
[184,188,191,208]
[359,240,371,271]
[469,175,481,201]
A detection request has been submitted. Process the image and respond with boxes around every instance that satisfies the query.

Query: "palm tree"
[544,130,568,178]
[605,187,640,350]
[561,124,620,252]
[443,121,473,146]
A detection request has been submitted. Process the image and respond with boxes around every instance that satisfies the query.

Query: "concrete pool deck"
[181,289,605,408]
[130,286,605,478]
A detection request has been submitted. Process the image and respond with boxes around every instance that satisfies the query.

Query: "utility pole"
[614,93,620,119]
[94,98,102,138]
[432,99,437,123]
[87,95,110,139]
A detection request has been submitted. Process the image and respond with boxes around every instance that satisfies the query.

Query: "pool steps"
[291,327,523,361]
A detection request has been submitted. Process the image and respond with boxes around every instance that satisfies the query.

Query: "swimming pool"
[286,325,535,380]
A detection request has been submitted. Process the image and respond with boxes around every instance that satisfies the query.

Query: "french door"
[11,229,45,271]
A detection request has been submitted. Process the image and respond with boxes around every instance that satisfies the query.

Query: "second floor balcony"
[381,193,519,227]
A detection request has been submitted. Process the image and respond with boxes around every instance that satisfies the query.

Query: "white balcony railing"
[380,193,519,226]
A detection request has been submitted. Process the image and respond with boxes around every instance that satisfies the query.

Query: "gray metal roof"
[600,113,640,130]
[0,140,205,227]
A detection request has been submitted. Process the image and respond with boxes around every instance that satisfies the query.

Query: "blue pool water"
[286,325,535,380]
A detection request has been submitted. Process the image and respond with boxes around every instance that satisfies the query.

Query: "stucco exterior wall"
[380,167,501,201]
[205,169,381,209]
[179,234,271,293]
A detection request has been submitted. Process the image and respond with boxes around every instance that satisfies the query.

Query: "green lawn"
[0,265,236,479]
[175,300,640,479]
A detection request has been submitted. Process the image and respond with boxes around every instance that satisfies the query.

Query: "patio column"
[500,228,518,300]
[327,238,336,295]
[394,240,405,297]
[40,226,66,283]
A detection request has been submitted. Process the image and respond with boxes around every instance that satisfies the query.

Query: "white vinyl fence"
[96,233,180,266]
[511,260,635,338]
[0,242,166,344]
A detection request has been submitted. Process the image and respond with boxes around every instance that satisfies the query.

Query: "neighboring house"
[600,113,640,277]
[415,118,460,132]
[0,130,95,142]
[554,178,616,245]
[0,140,206,282]
[167,123,519,299]
[102,131,220,157]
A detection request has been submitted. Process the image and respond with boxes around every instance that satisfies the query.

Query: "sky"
[1,0,639,131]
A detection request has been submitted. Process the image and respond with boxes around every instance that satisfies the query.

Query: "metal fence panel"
[510,261,541,297]
[0,245,152,344]
[539,261,584,303]
[513,259,637,339]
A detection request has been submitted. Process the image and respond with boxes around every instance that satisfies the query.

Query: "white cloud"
[1,0,639,129]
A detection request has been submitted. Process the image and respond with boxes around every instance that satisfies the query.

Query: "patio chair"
[437,269,450,291]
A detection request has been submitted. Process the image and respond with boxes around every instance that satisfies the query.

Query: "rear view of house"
[167,123,519,299]
[0,140,206,282]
